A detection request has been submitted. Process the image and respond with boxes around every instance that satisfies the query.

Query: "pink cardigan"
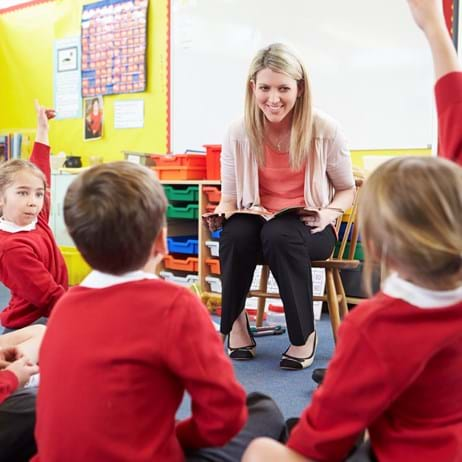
[221,109,355,209]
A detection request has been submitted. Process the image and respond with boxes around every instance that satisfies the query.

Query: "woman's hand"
[300,208,340,234]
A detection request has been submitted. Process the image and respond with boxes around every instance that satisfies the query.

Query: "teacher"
[215,43,355,370]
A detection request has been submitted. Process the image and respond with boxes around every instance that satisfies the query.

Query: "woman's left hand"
[300,208,340,234]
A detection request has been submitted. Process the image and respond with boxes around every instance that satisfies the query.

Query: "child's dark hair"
[359,156,462,292]
[63,161,167,275]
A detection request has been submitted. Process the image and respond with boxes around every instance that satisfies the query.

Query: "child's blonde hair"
[244,43,313,171]
[0,160,47,195]
[359,157,462,292]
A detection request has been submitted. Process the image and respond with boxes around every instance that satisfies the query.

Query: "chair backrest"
[333,178,363,261]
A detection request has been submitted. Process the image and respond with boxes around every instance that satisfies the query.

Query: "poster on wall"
[81,0,148,97]
[54,37,82,119]
[84,96,104,140]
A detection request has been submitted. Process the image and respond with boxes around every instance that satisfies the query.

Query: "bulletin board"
[171,0,435,152]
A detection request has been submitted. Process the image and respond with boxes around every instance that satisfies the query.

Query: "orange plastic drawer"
[205,258,220,275]
[202,186,221,203]
[150,154,206,168]
[153,166,206,180]
[163,255,199,272]
[205,203,216,213]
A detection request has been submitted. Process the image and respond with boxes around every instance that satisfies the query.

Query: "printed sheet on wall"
[81,0,148,97]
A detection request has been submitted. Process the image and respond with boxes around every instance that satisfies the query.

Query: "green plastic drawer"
[334,242,364,260]
[163,185,198,202]
[167,204,199,219]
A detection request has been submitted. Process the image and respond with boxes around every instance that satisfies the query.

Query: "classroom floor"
[177,314,334,419]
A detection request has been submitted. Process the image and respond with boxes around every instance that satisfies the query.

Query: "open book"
[202,205,344,230]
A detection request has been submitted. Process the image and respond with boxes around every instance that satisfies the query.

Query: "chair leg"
[325,269,340,343]
[334,269,349,319]
[256,265,270,327]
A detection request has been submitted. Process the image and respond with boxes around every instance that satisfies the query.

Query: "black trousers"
[186,392,285,462]
[219,214,336,345]
[0,387,37,462]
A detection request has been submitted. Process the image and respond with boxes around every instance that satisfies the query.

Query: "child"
[33,161,284,462]
[243,156,462,461]
[407,0,462,165]
[0,101,68,331]
[0,325,43,462]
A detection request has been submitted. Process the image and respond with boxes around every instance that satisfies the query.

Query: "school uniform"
[287,274,462,462]
[0,142,68,330]
[435,71,462,165]
[33,271,250,462]
[0,371,37,462]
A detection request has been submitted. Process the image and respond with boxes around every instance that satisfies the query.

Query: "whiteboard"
[171,0,434,152]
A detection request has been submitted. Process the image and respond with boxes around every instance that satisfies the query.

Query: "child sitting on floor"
[0,101,68,331]
[33,161,284,462]
[0,324,44,462]
[243,156,462,462]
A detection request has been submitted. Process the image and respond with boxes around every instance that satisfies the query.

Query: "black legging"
[219,213,336,345]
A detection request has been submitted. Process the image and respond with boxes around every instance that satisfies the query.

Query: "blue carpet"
[177,315,334,419]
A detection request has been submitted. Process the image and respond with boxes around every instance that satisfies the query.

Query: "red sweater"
[0,142,68,328]
[33,279,247,462]
[0,369,18,404]
[435,71,462,165]
[288,293,462,462]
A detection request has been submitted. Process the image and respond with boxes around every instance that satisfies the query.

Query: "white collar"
[0,217,37,233]
[383,273,462,308]
[80,270,157,288]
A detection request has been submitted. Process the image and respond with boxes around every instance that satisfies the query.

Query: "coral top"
[258,145,306,212]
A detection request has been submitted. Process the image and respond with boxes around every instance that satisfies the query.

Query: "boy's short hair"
[64,161,167,275]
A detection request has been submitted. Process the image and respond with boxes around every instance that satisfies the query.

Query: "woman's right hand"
[6,356,39,388]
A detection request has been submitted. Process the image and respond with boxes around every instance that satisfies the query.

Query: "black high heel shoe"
[280,331,317,370]
[227,313,256,360]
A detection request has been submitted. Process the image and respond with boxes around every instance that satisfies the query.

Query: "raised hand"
[34,99,55,145]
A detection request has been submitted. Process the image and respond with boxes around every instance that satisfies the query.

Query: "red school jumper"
[33,278,247,462]
[0,142,68,329]
[288,290,462,462]
[435,71,462,165]
[0,370,18,404]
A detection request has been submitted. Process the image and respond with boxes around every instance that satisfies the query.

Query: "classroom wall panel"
[0,0,169,163]
[171,0,435,153]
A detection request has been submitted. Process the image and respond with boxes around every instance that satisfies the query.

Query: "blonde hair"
[359,157,462,293]
[244,43,313,170]
[0,159,47,196]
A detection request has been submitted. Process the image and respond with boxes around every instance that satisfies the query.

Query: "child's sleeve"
[287,317,393,461]
[1,245,65,317]
[166,290,247,451]
[29,142,51,221]
[0,370,19,404]
[435,71,462,166]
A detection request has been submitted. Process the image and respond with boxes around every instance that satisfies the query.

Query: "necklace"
[266,131,291,152]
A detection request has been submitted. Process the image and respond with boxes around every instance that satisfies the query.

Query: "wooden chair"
[248,179,363,343]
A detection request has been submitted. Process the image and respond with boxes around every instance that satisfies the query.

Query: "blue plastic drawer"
[211,229,222,239]
[167,235,199,255]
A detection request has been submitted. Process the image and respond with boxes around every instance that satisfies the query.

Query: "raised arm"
[407,0,461,79]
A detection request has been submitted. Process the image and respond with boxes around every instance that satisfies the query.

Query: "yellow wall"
[0,0,169,163]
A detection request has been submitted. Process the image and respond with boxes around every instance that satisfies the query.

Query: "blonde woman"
[213,43,355,369]
[243,157,462,461]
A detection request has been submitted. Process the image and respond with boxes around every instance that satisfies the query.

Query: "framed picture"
[84,95,103,140]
